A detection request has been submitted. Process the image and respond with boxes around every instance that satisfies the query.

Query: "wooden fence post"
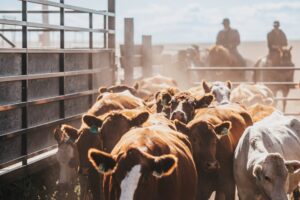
[124,18,134,84]
[142,35,152,77]
[108,0,116,84]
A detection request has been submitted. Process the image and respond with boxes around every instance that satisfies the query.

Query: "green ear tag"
[221,128,228,135]
[90,126,98,134]
[98,163,106,172]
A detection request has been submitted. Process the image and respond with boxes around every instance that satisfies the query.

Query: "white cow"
[230,83,274,107]
[234,111,300,200]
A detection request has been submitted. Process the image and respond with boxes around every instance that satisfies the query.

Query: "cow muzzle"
[171,111,186,123]
[57,182,72,191]
[204,160,220,171]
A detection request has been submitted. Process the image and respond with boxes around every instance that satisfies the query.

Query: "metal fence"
[188,66,300,116]
[0,0,115,183]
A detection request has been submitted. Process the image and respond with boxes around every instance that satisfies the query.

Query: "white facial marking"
[173,102,187,121]
[57,144,75,184]
[120,165,142,200]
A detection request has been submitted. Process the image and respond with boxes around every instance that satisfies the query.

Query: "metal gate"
[0,0,115,183]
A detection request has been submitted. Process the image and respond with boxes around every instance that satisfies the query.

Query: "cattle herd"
[53,75,300,200]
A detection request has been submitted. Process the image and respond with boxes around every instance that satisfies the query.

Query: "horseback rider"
[216,18,246,66]
[267,20,288,65]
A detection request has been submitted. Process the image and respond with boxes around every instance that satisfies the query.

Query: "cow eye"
[264,176,271,182]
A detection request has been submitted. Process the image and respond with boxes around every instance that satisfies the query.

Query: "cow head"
[203,80,232,105]
[83,110,149,153]
[252,153,300,200]
[88,148,177,200]
[155,88,177,113]
[53,125,79,187]
[277,46,294,67]
[175,120,231,172]
[169,92,213,123]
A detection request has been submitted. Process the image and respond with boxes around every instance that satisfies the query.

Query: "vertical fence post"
[88,12,94,104]
[142,35,152,77]
[124,18,134,84]
[21,0,28,166]
[253,68,257,84]
[59,0,65,119]
[108,0,116,84]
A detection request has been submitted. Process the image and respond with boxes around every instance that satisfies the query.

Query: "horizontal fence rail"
[0,67,112,83]
[21,0,115,16]
[189,66,300,116]
[0,0,116,183]
[0,48,114,53]
[0,19,114,33]
[193,81,300,86]
[188,66,300,71]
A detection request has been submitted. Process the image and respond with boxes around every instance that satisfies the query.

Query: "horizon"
[0,0,299,44]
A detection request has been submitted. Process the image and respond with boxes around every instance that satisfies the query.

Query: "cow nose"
[171,111,185,122]
[79,167,90,176]
[57,182,71,191]
[205,161,220,170]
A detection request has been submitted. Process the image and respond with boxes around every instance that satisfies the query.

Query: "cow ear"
[83,114,103,128]
[54,127,63,144]
[161,93,173,107]
[202,80,211,93]
[88,148,116,174]
[214,121,231,136]
[155,91,161,101]
[130,112,149,127]
[98,87,108,94]
[285,160,300,174]
[226,80,232,90]
[133,82,139,90]
[174,120,190,136]
[194,94,214,109]
[253,164,263,180]
[151,154,178,178]
[96,94,103,101]
[61,125,79,141]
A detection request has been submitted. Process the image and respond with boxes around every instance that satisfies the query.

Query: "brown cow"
[88,124,197,200]
[134,75,178,99]
[54,127,79,187]
[153,87,180,113]
[175,103,253,200]
[54,110,148,200]
[168,92,214,123]
[82,109,178,154]
[247,103,276,123]
[54,91,146,199]
[98,84,138,96]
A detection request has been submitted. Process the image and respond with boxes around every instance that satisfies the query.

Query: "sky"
[1,0,300,44]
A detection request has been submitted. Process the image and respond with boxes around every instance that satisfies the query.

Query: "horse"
[254,46,294,112]
[205,45,248,82]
